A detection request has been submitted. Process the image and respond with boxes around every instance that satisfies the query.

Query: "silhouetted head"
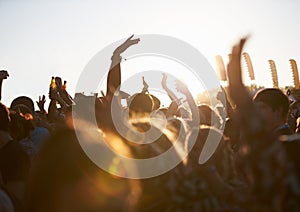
[128,93,154,115]
[10,96,34,115]
[253,88,289,130]
[198,104,221,128]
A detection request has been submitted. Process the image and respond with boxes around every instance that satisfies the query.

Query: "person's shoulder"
[31,126,49,140]
[33,126,49,134]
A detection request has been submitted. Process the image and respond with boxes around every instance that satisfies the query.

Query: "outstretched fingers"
[114,35,140,55]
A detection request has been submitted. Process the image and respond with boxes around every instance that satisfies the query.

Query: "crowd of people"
[1,35,300,211]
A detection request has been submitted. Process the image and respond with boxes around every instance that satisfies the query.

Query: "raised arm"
[227,38,252,110]
[216,86,234,118]
[162,73,184,117]
[141,76,149,94]
[36,95,47,114]
[161,73,180,103]
[0,70,9,101]
[106,35,140,97]
[175,80,199,125]
[227,38,289,211]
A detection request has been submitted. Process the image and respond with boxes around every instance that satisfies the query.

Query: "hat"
[10,96,34,115]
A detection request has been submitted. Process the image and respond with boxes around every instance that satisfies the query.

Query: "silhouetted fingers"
[126,34,134,42]
[227,37,249,86]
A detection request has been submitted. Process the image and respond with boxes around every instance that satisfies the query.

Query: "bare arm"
[175,80,199,125]
[0,70,9,101]
[161,73,179,103]
[106,35,140,97]
[161,73,182,117]
[227,38,252,111]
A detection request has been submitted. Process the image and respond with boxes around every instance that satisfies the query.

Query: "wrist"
[229,81,244,88]
[111,54,122,63]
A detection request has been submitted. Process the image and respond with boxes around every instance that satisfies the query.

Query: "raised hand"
[108,35,140,97]
[161,73,167,88]
[161,73,181,105]
[175,79,189,95]
[227,37,253,113]
[113,34,140,56]
[0,70,9,100]
[36,95,46,113]
[0,70,9,80]
[227,37,247,87]
[175,79,198,124]
[142,76,149,93]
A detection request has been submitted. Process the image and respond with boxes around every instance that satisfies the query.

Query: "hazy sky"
[0,0,299,107]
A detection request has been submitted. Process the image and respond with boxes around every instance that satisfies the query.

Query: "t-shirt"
[30,127,49,150]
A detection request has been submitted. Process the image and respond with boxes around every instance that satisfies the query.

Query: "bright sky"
[0,0,299,108]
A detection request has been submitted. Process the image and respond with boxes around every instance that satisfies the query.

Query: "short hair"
[0,102,10,131]
[253,88,290,119]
